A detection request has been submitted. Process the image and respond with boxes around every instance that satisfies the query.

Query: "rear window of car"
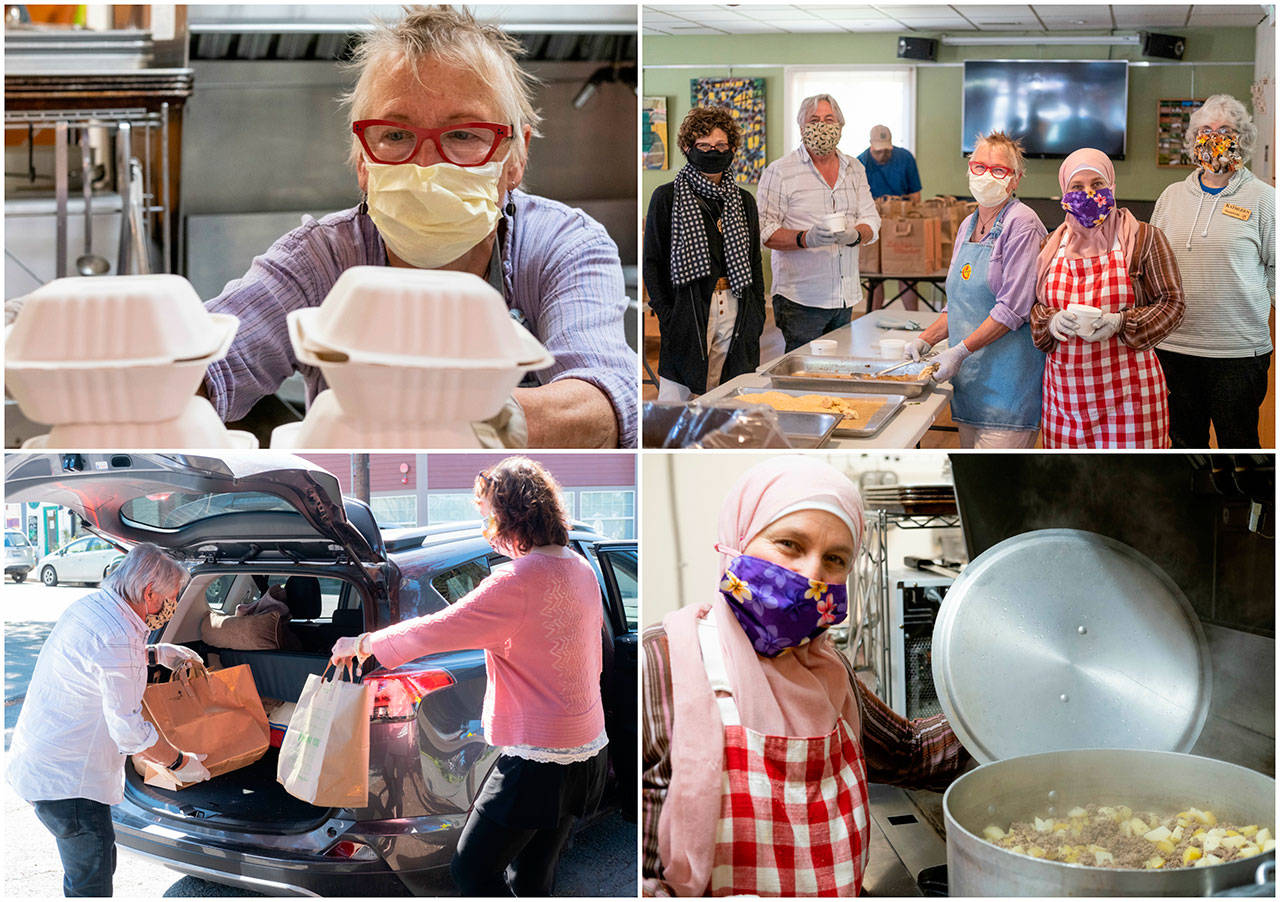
[5,532,28,547]
[121,492,295,528]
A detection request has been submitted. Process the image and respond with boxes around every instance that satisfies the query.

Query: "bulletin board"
[691,77,766,185]
[1157,99,1204,167]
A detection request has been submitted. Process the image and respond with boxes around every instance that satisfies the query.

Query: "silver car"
[5,528,37,582]
[35,534,125,586]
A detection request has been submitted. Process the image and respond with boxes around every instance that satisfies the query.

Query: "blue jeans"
[32,798,116,897]
[771,295,853,353]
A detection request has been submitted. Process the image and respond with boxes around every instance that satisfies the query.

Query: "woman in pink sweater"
[332,457,608,896]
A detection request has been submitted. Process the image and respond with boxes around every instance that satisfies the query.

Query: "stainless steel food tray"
[727,387,904,438]
[642,401,841,448]
[764,354,936,397]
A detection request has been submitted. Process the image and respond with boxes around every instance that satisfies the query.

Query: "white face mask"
[968,170,1012,208]
[365,156,506,269]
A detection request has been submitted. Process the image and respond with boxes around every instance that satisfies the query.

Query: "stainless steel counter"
[864,782,949,896]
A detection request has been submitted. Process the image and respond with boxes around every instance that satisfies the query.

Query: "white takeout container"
[288,312,554,425]
[1066,303,1104,323]
[294,266,528,363]
[879,338,906,359]
[6,319,238,425]
[810,339,838,355]
[270,391,480,449]
[22,397,257,449]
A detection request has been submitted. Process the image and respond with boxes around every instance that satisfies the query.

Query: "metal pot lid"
[932,528,1211,764]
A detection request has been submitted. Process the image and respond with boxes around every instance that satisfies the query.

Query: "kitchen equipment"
[642,400,839,449]
[887,570,953,720]
[944,748,1275,896]
[128,157,150,274]
[933,528,1211,764]
[725,386,904,438]
[862,484,957,516]
[764,355,936,398]
[23,397,257,450]
[75,129,110,276]
[875,356,932,377]
[115,121,133,274]
[54,121,68,278]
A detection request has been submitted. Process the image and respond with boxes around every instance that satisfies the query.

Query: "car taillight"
[323,839,378,861]
[367,668,454,721]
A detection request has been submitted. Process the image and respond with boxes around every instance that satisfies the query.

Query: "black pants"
[1156,349,1271,449]
[32,798,116,897]
[451,749,608,897]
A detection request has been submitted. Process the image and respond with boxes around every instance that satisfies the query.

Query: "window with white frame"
[428,493,481,525]
[578,489,636,540]
[785,67,916,160]
[371,494,417,528]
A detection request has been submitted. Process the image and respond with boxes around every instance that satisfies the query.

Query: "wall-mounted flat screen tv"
[962,60,1128,159]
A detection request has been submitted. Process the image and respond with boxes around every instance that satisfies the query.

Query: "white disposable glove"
[1048,310,1081,342]
[903,337,934,362]
[4,296,25,327]
[1081,311,1124,343]
[472,396,528,449]
[150,643,201,669]
[172,752,210,784]
[932,342,973,383]
[803,224,840,248]
[331,633,371,668]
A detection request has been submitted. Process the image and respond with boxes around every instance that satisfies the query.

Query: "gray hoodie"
[1150,166,1274,357]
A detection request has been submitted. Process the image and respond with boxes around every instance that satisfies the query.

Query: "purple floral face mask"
[1060,186,1115,229]
[719,554,848,657]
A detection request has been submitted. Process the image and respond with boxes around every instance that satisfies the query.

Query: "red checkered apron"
[698,618,871,897]
[1041,239,1170,448]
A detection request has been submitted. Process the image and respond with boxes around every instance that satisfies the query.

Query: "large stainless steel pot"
[944,748,1275,896]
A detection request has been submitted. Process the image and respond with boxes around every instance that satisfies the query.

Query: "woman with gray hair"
[196,6,635,448]
[7,542,206,897]
[1151,93,1275,448]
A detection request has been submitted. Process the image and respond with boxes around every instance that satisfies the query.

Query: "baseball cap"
[870,125,892,150]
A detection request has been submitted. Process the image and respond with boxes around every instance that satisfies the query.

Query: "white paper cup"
[821,213,846,232]
[810,339,838,356]
[1066,303,1103,323]
[880,338,906,359]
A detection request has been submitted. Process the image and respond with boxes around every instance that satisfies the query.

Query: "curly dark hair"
[474,457,569,554]
[677,106,741,154]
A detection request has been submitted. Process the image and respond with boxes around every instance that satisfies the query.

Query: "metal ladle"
[75,128,110,276]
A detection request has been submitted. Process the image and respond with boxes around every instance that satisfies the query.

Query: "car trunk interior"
[125,568,368,832]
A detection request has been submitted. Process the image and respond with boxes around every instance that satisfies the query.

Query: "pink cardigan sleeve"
[369,565,525,670]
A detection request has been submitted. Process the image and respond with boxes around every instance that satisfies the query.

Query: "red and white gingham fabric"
[1041,242,1170,448]
[699,623,871,896]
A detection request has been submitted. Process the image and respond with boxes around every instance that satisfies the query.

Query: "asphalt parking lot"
[4,580,637,897]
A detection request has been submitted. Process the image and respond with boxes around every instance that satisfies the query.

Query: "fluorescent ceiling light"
[940,34,1142,46]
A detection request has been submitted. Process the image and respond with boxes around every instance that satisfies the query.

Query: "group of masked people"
[644,92,1274,448]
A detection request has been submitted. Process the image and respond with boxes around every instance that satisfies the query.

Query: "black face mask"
[686,146,734,174]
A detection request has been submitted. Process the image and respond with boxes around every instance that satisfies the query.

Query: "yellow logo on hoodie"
[1223,203,1252,222]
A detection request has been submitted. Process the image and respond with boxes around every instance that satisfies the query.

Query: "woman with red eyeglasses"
[902,132,1048,448]
[190,7,634,449]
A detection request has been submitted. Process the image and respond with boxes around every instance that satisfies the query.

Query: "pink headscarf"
[657,456,865,897]
[1034,148,1140,299]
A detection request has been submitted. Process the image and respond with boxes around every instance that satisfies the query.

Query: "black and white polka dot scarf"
[670,163,753,296]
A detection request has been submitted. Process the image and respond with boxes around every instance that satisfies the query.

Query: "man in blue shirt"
[858,125,923,310]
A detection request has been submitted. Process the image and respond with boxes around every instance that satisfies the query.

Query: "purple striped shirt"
[203,189,636,447]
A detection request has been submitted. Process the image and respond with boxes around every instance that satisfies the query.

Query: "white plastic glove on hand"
[1048,311,1080,342]
[4,296,25,327]
[150,644,201,669]
[472,396,528,449]
[1081,311,1124,342]
[932,343,973,383]
[331,633,371,668]
[803,224,840,248]
[902,337,934,362]
[172,752,210,784]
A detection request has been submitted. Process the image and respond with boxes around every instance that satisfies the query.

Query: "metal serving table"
[698,309,954,448]
[861,269,949,313]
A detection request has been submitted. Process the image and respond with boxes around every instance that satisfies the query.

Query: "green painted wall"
[642,27,1257,215]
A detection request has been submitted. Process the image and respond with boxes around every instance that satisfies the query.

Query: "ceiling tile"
[1110,5,1192,28]
[1035,6,1114,29]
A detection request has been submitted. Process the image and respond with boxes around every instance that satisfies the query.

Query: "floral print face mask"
[1193,132,1242,174]
[719,554,848,657]
[1060,186,1116,229]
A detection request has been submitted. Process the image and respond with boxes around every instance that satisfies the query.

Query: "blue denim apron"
[944,204,1043,429]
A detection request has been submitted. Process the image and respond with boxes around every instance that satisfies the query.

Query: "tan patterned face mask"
[144,592,179,630]
[802,121,843,156]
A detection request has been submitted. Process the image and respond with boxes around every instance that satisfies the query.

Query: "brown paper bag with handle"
[132,660,270,790]
[277,662,371,807]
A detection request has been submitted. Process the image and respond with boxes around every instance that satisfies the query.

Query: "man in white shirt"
[7,542,210,896]
[758,94,881,351]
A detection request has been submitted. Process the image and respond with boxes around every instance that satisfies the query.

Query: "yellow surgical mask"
[365,156,505,269]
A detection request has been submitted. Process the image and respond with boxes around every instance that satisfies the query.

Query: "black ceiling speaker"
[897,36,938,61]
[1141,31,1186,60]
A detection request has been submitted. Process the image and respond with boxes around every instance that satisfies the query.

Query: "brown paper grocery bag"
[277,663,371,807]
[879,215,942,273]
[132,660,270,790]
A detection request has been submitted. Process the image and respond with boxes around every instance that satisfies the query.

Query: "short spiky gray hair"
[1186,94,1256,163]
[797,94,846,129]
[342,5,543,169]
[102,542,187,606]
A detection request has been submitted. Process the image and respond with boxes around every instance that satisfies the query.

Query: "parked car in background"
[5,528,37,582]
[5,452,637,896]
[34,533,124,586]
